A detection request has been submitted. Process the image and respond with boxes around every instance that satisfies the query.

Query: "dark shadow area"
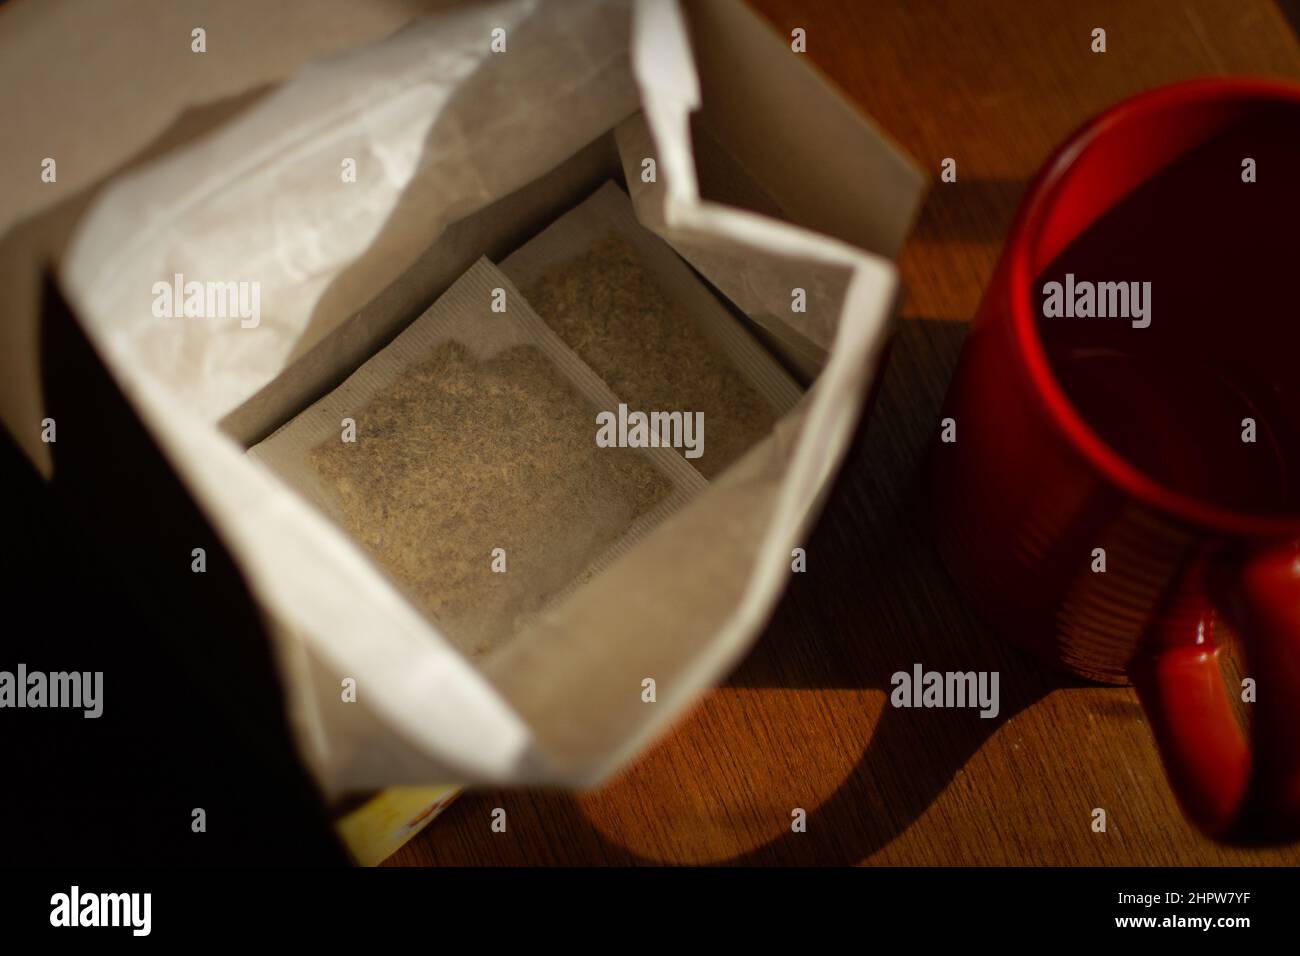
[1277,0,1300,41]
[0,275,346,866]
[908,177,1026,242]
[0,84,349,865]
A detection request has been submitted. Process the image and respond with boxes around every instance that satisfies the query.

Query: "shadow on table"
[907,177,1025,241]
[686,312,1090,864]
[711,312,1091,862]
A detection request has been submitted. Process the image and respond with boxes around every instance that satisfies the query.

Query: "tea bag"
[500,181,803,479]
[249,258,705,659]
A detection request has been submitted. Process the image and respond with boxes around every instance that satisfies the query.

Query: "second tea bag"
[500,181,803,479]
[249,258,705,659]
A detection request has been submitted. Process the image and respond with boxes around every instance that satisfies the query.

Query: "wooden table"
[390,0,1300,866]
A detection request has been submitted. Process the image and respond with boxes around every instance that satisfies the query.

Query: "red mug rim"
[1008,76,1300,540]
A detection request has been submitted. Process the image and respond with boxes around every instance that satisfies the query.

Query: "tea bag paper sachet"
[250,258,706,660]
[500,181,803,480]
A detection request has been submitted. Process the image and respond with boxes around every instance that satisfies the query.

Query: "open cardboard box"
[2,0,924,864]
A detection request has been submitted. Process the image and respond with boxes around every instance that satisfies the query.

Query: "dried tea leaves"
[502,182,802,480]
[308,339,670,657]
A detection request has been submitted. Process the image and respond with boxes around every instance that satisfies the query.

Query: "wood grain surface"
[390,0,1300,866]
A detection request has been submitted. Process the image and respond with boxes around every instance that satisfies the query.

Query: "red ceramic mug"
[932,78,1300,843]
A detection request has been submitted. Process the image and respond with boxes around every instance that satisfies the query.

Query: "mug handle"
[1129,540,1300,842]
